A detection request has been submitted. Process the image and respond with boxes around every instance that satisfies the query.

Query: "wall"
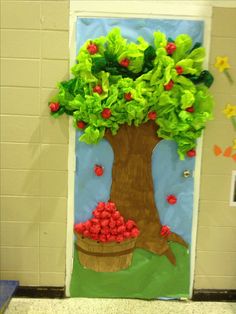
[195,7,236,289]
[0,0,69,286]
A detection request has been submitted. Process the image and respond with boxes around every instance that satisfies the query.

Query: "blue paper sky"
[74,17,203,244]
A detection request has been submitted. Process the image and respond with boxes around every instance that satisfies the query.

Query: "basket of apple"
[74,202,140,272]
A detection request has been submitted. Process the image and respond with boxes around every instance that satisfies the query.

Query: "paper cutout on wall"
[213,145,222,156]
[223,104,236,131]
[214,56,233,84]
[213,104,236,162]
[223,146,233,157]
[233,139,236,150]
[213,145,236,162]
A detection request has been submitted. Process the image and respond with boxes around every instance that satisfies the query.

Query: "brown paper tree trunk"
[105,121,188,265]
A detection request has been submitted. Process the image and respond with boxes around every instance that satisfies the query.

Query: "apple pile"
[74,202,140,243]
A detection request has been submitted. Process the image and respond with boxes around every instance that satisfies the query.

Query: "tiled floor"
[5,298,236,314]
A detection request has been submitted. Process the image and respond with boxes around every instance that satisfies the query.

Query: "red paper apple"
[109,220,116,228]
[77,121,86,129]
[87,43,98,55]
[164,80,174,91]
[101,108,111,119]
[160,225,171,237]
[100,219,109,228]
[131,228,140,238]
[90,225,101,234]
[97,202,105,210]
[92,210,100,218]
[74,223,84,234]
[116,235,124,242]
[91,234,99,241]
[84,220,92,229]
[83,230,90,238]
[91,218,99,224]
[116,217,124,226]
[166,194,177,205]
[148,111,157,120]
[126,220,136,230]
[124,231,131,238]
[175,65,183,75]
[99,234,107,242]
[94,165,104,176]
[93,85,103,94]
[49,102,60,112]
[105,202,116,212]
[124,92,133,101]
[112,211,121,220]
[100,211,111,219]
[101,227,110,235]
[117,225,126,234]
[187,149,196,158]
[166,42,176,55]
[107,235,116,242]
[119,58,130,67]
[111,228,118,235]
[186,106,195,113]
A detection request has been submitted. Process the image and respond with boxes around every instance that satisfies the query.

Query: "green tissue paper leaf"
[173,34,192,62]
[49,27,214,159]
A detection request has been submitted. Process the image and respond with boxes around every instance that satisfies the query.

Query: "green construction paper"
[70,242,190,299]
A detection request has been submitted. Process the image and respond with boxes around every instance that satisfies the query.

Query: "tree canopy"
[49,28,214,159]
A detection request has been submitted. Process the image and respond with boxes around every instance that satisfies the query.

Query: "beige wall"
[0,0,69,286]
[195,7,236,290]
[1,1,236,291]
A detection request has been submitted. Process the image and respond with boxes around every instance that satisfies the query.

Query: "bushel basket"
[76,234,137,272]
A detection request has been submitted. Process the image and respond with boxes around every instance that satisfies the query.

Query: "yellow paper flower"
[233,139,236,150]
[214,56,230,72]
[223,104,236,118]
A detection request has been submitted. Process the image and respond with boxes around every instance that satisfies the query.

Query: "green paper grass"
[70,242,190,299]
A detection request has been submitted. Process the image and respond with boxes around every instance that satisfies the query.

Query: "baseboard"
[14,286,65,299]
[14,287,236,301]
[193,289,236,302]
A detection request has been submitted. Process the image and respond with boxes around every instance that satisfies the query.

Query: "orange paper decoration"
[232,154,236,162]
[213,145,222,156]
[223,146,232,157]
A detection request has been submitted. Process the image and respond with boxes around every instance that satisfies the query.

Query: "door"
[69,17,205,299]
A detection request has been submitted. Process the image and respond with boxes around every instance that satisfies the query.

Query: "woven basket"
[76,234,137,272]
